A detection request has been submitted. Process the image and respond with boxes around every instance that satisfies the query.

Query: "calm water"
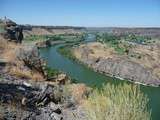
[40,34,160,120]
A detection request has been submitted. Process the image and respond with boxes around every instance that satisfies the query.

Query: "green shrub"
[24,35,46,41]
[24,34,84,42]
[96,33,126,54]
[45,67,59,79]
[124,34,151,44]
[84,83,151,120]
[46,35,63,41]
[96,33,152,54]
[58,46,76,61]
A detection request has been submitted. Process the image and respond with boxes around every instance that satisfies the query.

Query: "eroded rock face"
[94,58,160,86]
[77,46,160,86]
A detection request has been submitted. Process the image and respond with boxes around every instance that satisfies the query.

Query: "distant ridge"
[86,27,160,38]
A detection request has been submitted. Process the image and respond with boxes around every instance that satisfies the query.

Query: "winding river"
[39,34,160,120]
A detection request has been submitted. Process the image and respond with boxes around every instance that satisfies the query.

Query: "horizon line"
[20,24,160,28]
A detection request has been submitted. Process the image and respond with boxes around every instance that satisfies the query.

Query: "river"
[39,34,160,120]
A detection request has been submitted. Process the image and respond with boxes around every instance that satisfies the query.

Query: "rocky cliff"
[74,42,160,87]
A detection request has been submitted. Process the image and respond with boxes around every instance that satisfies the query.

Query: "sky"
[0,0,160,27]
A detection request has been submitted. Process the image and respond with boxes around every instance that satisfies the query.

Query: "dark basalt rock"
[1,18,23,43]
[0,70,86,120]
[0,80,63,120]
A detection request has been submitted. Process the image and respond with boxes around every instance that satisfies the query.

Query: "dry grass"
[23,27,82,37]
[7,62,43,81]
[0,35,44,80]
[7,55,44,80]
[0,36,8,51]
[130,43,160,78]
[73,42,116,60]
[0,36,21,62]
[74,41,160,79]
[65,84,90,104]
[83,83,151,120]
[9,65,43,80]
[59,83,91,106]
[87,42,115,59]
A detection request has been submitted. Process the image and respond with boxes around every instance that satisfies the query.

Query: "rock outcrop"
[0,72,87,120]
[93,58,160,86]
[0,18,23,43]
[74,44,160,87]
[0,38,87,119]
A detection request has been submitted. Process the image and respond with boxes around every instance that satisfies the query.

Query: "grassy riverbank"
[58,45,77,61]
[46,46,152,119]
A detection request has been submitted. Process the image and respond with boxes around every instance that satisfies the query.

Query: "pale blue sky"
[0,0,160,27]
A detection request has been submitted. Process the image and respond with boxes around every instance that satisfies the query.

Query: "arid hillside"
[73,41,160,86]
[22,25,86,37]
[87,27,160,39]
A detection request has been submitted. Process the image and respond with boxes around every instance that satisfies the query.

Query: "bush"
[84,83,151,120]
[58,46,76,61]
[125,34,151,44]
[45,67,59,79]
[24,35,46,41]
[17,47,47,79]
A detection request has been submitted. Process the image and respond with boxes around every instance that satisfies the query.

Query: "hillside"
[22,25,86,37]
[87,27,160,39]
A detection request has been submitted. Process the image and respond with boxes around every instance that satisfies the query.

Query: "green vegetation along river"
[39,34,160,120]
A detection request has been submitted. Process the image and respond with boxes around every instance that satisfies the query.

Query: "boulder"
[56,73,69,85]
[1,18,23,43]
[0,59,8,66]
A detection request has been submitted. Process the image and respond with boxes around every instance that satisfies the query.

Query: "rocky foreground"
[0,35,88,120]
[0,58,88,120]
